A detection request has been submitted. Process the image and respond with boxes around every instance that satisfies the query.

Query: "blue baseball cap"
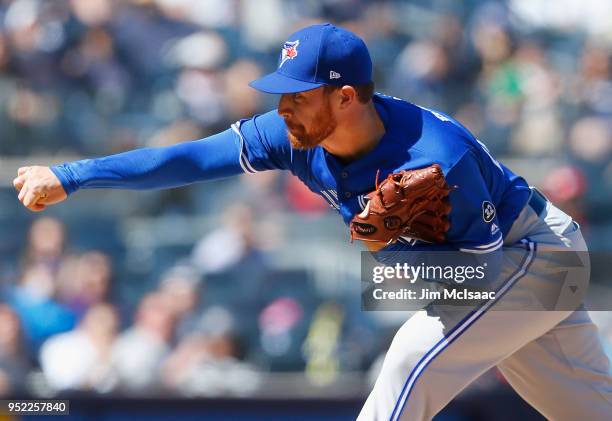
[249,23,372,94]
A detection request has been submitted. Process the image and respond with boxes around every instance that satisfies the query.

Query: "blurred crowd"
[3,215,612,399]
[0,215,384,397]
[0,0,611,400]
[0,0,609,219]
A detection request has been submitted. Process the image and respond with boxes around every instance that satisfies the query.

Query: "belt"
[528,187,548,217]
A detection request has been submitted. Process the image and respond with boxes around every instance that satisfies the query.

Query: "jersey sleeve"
[445,150,503,253]
[51,110,296,195]
[51,127,246,195]
[233,110,296,173]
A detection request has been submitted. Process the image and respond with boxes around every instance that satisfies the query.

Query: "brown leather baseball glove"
[350,164,453,245]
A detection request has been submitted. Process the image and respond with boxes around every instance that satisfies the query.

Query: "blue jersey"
[235,94,529,253]
[52,94,530,255]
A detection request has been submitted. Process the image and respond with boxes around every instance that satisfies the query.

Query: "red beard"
[286,98,337,150]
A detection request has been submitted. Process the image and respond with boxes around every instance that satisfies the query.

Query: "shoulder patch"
[482,201,496,223]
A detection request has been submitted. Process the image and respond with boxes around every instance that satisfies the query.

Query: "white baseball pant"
[359,196,612,420]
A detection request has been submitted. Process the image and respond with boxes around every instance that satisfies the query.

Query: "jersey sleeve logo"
[279,40,299,68]
[490,222,500,235]
[482,201,496,223]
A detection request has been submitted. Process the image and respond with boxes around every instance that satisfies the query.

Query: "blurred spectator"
[110,292,176,393]
[472,18,519,153]
[55,251,113,319]
[284,174,330,216]
[197,305,236,338]
[390,39,453,111]
[156,264,201,340]
[172,54,226,128]
[257,297,305,369]
[541,165,588,226]
[60,27,129,114]
[70,0,114,27]
[8,263,77,354]
[39,303,119,393]
[509,42,564,156]
[236,172,287,215]
[22,217,66,273]
[0,305,30,396]
[568,116,611,165]
[162,332,260,397]
[303,302,343,385]
[567,116,612,217]
[569,42,612,114]
[222,60,263,121]
[147,119,203,148]
[191,203,267,274]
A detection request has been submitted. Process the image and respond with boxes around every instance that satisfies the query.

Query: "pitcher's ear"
[338,85,356,108]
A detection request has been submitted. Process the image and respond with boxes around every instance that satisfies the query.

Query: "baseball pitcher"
[13,24,612,420]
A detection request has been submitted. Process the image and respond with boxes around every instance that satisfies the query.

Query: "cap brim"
[249,71,323,94]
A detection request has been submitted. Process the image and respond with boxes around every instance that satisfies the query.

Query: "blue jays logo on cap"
[280,40,299,68]
[249,23,372,94]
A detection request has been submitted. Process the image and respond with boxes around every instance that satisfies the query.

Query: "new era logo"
[329,70,341,79]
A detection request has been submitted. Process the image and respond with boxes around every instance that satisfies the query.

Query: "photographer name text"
[372,287,496,301]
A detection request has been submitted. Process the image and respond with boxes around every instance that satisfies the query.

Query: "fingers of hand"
[17,166,31,176]
[18,184,28,202]
[13,175,25,191]
[23,189,40,208]
[17,182,46,210]
[15,166,54,207]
